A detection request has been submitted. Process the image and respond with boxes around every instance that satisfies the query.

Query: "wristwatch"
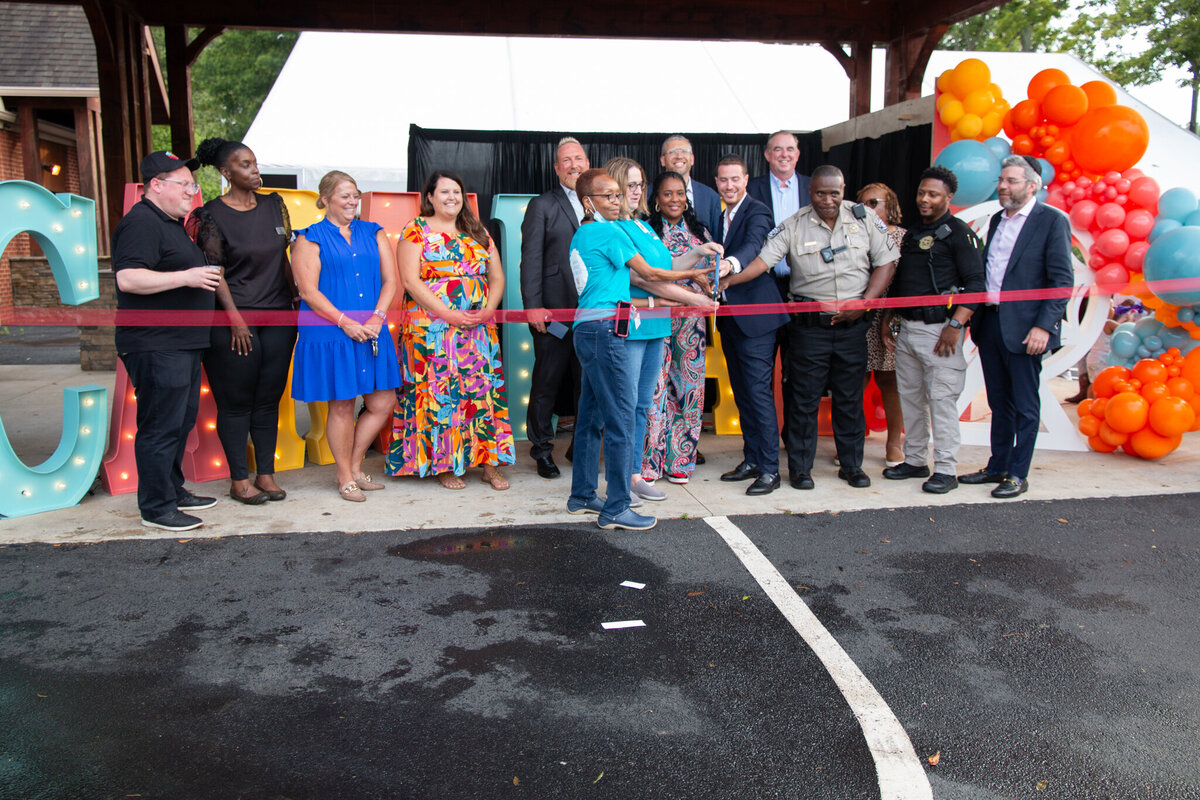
[947,318,964,329]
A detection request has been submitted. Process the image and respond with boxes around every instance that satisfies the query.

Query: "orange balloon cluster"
[1078,350,1200,458]
[936,59,1010,141]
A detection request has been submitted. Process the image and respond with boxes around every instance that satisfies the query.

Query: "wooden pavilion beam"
[884,24,949,106]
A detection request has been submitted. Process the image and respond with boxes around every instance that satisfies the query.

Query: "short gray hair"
[662,134,691,154]
[555,136,584,158]
[1001,155,1042,190]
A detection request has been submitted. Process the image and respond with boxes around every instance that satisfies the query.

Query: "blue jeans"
[625,336,666,478]
[570,320,636,517]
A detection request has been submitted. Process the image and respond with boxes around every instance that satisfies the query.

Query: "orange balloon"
[963,88,996,116]
[936,92,956,112]
[1012,99,1042,131]
[1166,377,1195,400]
[937,69,955,94]
[1181,348,1200,386]
[956,113,984,139]
[940,99,966,128]
[1188,396,1200,431]
[950,58,992,98]
[1090,397,1109,419]
[1129,427,1182,459]
[1104,391,1150,433]
[1044,140,1072,166]
[1140,381,1170,404]
[1028,69,1071,103]
[1042,84,1089,126]
[1012,134,1036,156]
[1092,365,1131,398]
[1148,396,1196,437]
[1168,364,1182,377]
[1078,415,1101,437]
[1097,421,1129,447]
[1132,358,1169,385]
[1071,105,1151,174]
[1081,80,1118,109]
[1089,434,1119,453]
[1002,109,1017,139]
[1078,398,1094,417]
[981,112,1004,138]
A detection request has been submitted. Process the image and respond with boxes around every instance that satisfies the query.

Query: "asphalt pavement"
[2,493,1197,800]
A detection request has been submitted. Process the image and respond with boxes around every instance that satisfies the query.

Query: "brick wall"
[1,127,29,309]
[10,255,116,371]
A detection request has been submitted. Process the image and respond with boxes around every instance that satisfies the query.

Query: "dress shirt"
[723,194,749,269]
[769,172,800,277]
[985,195,1036,304]
[562,184,584,225]
[685,178,694,208]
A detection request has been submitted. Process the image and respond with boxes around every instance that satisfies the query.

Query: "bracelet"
[648,297,654,309]
[373,309,387,321]
[336,313,345,328]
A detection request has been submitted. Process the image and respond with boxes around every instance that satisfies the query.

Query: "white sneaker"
[631,479,667,501]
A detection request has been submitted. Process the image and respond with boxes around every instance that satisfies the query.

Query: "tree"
[942,0,1072,52]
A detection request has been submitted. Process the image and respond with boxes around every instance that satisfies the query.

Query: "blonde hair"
[603,156,649,220]
[315,170,357,210]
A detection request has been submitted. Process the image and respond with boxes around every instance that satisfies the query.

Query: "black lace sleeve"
[190,205,227,267]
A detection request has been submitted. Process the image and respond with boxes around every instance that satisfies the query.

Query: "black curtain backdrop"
[407,123,931,230]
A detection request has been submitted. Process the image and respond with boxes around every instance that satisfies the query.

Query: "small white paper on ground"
[601,620,646,630]
[620,581,646,589]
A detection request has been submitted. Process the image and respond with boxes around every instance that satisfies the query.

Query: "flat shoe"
[253,481,286,501]
[229,486,268,505]
[339,481,365,502]
[354,472,385,490]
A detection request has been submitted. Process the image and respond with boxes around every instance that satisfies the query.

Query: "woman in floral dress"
[385,170,514,490]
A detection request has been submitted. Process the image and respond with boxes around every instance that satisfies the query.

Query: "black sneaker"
[142,510,203,531]
[178,491,217,511]
[922,473,958,494]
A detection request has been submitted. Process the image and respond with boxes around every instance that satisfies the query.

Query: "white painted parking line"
[706,515,931,800]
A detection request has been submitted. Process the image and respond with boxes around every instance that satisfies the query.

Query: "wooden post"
[164,26,194,157]
[18,103,40,183]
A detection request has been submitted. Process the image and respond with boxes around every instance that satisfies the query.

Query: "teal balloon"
[1143,226,1200,306]
[1158,187,1198,222]
[1037,158,1055,186]
[1186,209,1200,227]
[983,137,1011,161]
[1137,346,1152,358]
[1178,307,1195,323]
[1133,317,1164,338]
[1143,335,1163,351]
[1110,330,1139,358]
[933,140,1000,206]
[1160,325,1192,350]
[1114,320,1137,336]
[1150,218,1182,242]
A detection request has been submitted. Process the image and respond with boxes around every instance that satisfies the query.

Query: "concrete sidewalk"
[2,364,1196,545]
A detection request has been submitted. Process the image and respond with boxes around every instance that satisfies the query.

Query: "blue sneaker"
[567,495,605,515]
[597,508,657,531]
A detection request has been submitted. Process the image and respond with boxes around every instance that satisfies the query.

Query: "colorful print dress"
[641,219,714,480]
[385,217,515,477]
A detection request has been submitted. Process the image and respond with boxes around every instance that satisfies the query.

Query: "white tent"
[245,34,1200,193]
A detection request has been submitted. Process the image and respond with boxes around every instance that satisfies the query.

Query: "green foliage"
[942,0,1071,52]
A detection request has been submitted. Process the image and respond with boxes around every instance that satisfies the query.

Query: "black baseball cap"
[139,150,200,182]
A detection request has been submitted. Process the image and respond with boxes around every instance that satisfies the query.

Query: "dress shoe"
[564,443,574,463]
[959,468,1007,485]
[695,451,706,465]
[746,473,780,495]
[838,467,871,488]
[883,462,930,480]
[598,508,657,531]
[922,473,958,494]
[535,456,560,479]
[177,491,217,511]
[991,477,1028,498]
[721,461,760,482]
[790,474,815,490]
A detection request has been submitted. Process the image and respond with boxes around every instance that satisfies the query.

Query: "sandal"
[437,473,467,490]
[339,480,366,502]
[354,472,385,491]
[481,467,510,491]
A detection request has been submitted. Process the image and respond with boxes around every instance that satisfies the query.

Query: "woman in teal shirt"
[566,169,718,530]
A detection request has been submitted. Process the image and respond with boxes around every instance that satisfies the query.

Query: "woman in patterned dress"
[857,182,906,467]
[386,170,515,490]
[642,171,719,484]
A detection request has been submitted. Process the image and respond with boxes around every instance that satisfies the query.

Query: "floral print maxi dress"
[385,217,515,478]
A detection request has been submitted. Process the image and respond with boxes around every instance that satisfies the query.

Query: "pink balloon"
[1094,262,1130,290]
[1115,179,1131,193]
[1088,252,1108,270]
[1123,208,1156,239]
[1078,176,1094,188]
[1069,199,1100,230]
[1071,188,1087,202]
[1123,168,1145,181]
[1062,181,1077,194]
[1124,240,1150,272]
[1093,228,1131,259]
[1095,202,1126,230]
[1104,171,1122,184]
[1115,194,1128,206]
[1105,186,1119,200]
[1128,176,1161,210]
[1046,188,1068,209]
[1092,180,1108,195]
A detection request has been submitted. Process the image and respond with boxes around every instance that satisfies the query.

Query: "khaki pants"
[894,319,967,476]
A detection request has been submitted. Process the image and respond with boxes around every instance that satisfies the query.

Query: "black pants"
[527,327,581,460]
[785,317,869,476]
[203,322,297,480]
[120,349,203,519]
[774,274,795,452]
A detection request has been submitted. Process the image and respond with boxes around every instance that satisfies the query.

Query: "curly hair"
[419,170,490,247]
[195,137,250,171]
[919,165,959,195]
[646,171,712,242]
[857,182,902,226]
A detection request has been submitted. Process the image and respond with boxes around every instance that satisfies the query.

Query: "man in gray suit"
[521,137,589,478]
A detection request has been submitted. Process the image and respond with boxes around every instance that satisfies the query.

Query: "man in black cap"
[113,151,222,531]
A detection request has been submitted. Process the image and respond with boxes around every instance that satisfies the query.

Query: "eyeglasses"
[626,182,644,192]
[999,177,1033,186]
[863,198,883,207]
[665,147,693,157]
[158,177,200,193]
[589,193,624,203]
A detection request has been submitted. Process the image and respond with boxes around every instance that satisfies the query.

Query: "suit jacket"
[520,187,580,312]
[976,201,1074,353]
[690,179,722,241]
[746,172,811,220]
[716,194,788,338]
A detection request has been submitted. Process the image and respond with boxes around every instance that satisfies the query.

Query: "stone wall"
[10,255,116,370]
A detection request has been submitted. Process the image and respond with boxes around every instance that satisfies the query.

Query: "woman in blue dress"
[292,171,402,502]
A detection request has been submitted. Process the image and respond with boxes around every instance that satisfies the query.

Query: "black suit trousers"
[527,327,581,459]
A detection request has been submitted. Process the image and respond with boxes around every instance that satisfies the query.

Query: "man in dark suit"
[660,135,721,237]
[520,136,589,479]
[747,130,812,450]
[960,154,1073,498]
[711,155,788,495]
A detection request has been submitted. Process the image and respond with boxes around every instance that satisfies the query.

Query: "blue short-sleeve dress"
[292,217,402,402]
